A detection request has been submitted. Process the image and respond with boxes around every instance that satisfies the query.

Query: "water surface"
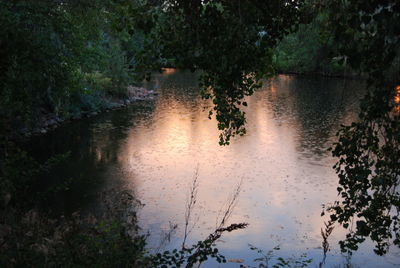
[28,71,400,267]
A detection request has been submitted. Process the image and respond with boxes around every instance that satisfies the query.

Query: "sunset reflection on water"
[395,85,400,113]
[113,72,398,266]
[25,69,399,266]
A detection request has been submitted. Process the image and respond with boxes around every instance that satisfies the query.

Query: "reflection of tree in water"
[265,75,364,160]
[22,102,156,214]
[143,69,201,100]
[142,69,214,135]
[145,72,366,161]
[21,72,366,216]
[21,70,205,215]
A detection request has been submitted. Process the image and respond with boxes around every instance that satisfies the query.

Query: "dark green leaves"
[156,0,305,144]
[328,89,400,254]
[323,0,400,255]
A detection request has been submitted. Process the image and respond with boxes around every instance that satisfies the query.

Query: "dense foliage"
[322,0,400,255]
[0,191,147,267]
[274,13,351,76]
[0,0,157,138]
[154,0,306,144]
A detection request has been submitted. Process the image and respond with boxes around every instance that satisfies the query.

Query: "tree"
[0,0,156,138]
[274,12,350,76]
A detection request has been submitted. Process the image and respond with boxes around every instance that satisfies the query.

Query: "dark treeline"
[274,13,352,76]
[0,0,161,137]
[0,0,399,267]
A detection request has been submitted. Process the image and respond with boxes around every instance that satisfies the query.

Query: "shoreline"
[17,69,362,139]
[18,86,158,139]
[276,70,363,80]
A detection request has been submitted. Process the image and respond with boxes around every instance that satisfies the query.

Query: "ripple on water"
[26,72,398,267]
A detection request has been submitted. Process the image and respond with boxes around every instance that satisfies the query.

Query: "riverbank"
[276,70,362,79]
[17,86,159,138]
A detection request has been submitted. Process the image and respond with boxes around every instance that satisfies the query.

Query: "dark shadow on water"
[20,102,157,215]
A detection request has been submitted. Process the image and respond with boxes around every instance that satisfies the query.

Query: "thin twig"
[216,178,243,229]
[182,166,200,249]
[157,221,178,252]
[320,220,335,267]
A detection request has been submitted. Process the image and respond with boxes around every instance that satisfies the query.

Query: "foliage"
[0,1,81,126]
[248,244,312,268]
[0,0,157,136]
[320,220,335,265]
[323,0,400,255]
[152,223,248,267]
[0,190,148,267]
[274,13,350,76]
[329,90,400,255]
[0,142,70,209]
[155,0,306,144]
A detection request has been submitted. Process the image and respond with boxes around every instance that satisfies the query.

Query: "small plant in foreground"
[248,244,312,268]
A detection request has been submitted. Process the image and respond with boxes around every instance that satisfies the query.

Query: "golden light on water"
[395,85,400,112]
[395,85,400,102]
[117,76,342,252]
[74,73,400,266]
[161,68,177,75]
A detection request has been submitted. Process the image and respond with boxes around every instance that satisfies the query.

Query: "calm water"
[27,70,400,267]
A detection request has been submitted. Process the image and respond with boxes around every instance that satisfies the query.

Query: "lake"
[27,70,400,267]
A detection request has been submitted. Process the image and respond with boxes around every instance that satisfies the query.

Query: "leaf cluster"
[154,0,306,144]
[324,0,400,255]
